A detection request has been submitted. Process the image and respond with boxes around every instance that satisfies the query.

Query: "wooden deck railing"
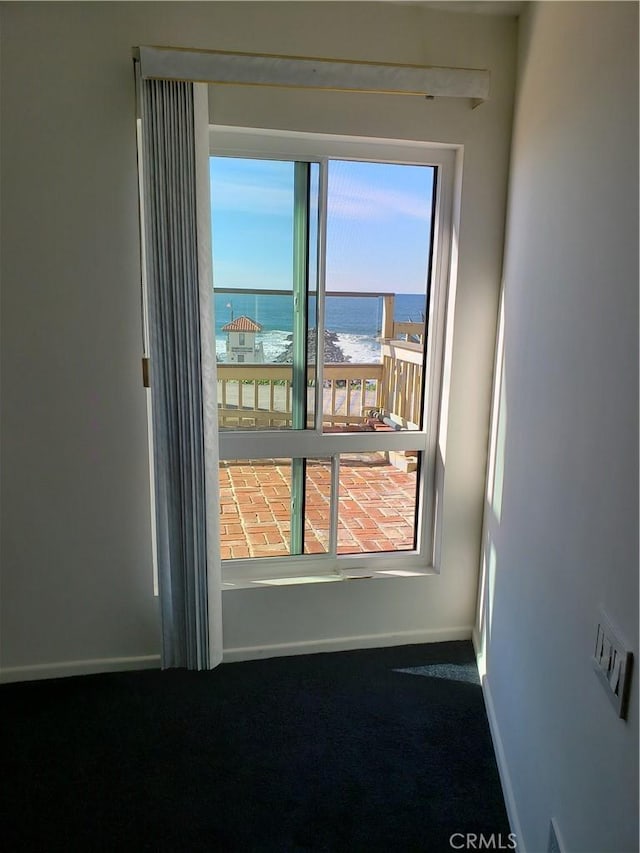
[379,341,424,429]
[216,342,424,431]
[216,363,384,429]
[392,321,425,344]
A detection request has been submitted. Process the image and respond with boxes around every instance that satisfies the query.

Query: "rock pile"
[275,330,350,364]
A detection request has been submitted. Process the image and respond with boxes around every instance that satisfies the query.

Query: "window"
[210,127,455,583]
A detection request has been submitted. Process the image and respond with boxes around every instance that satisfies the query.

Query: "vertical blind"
[139,77,221,670]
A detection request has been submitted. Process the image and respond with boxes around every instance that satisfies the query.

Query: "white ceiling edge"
[401,1,525,15]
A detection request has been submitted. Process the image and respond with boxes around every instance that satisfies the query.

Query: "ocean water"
[215,292,426,363]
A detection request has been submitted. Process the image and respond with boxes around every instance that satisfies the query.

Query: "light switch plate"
[592,609,633,719]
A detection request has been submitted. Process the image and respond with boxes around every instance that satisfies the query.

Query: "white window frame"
[210,125,458,587]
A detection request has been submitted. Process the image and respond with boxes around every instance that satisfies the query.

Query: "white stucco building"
[222,315,264,363]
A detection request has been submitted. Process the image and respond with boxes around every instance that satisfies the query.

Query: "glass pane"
[211,157,317,431]
[304,458,331,554]
[337,451,418,554]
[219,459,291,559]
[323,160,436,433]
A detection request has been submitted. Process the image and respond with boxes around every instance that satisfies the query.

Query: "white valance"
[135,45,490,103]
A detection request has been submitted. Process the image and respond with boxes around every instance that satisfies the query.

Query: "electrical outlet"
[548,818,564,853]
[592,609,633,719]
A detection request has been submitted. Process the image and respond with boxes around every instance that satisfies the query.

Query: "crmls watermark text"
[449,833,517,850]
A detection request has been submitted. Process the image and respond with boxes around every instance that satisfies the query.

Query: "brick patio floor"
[219,454,417,560]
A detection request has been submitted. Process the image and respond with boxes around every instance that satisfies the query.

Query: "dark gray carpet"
[1,640,510,852]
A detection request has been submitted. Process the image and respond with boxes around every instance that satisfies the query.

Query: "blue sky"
[210,157,434,294]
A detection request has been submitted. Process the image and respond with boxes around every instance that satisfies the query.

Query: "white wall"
[476,3,638,851]
[0,2,516,677]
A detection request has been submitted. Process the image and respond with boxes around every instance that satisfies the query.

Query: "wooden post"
[381,294,395,341]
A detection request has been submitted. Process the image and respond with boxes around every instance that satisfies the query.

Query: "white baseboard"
[0,654,161,684]
[1,628,474,682]
[223,626,473,663]
[472,630,526,853]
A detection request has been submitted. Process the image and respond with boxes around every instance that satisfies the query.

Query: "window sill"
[222,566,435,591]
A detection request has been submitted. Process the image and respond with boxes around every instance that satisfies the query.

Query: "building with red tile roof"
[221,316,262,333]
[222,315,264,363]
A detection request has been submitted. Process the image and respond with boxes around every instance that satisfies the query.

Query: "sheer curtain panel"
[138,75,222,670]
